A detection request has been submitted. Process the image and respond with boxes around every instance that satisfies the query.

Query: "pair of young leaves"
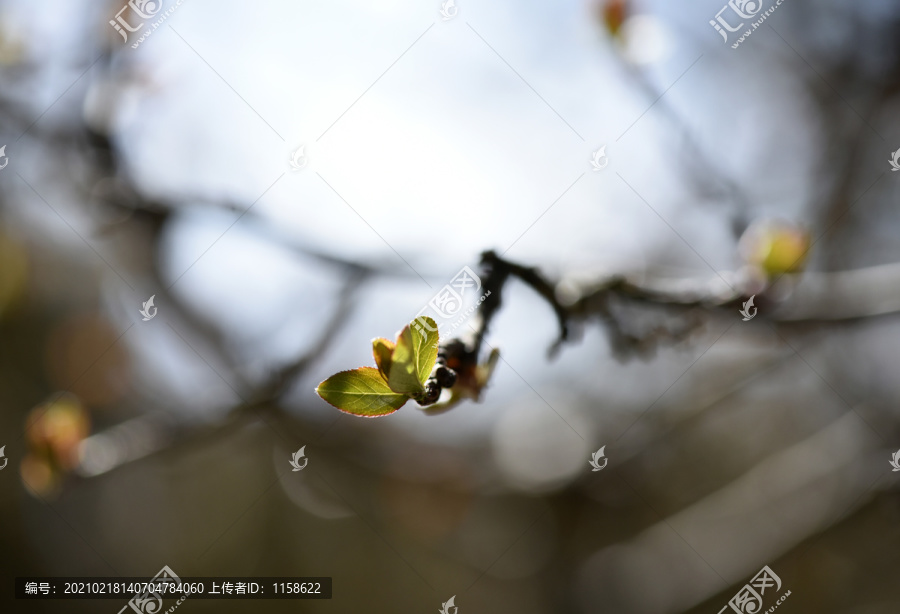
[316,317,439,417]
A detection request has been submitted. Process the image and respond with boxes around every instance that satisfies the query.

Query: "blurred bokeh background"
[2,0,900,612]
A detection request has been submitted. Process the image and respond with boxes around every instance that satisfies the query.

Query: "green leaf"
[372,337,394,382]
[387,317,439,394]
[316,367,409,417]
